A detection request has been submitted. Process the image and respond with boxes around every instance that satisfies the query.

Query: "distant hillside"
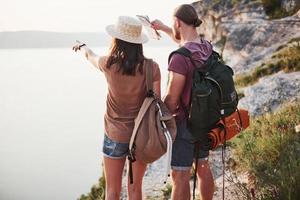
[0,31,111,48]
[0,31,173,49]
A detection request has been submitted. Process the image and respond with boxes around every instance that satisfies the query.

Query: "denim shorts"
[171,121,209,171]
[102,134,129,159]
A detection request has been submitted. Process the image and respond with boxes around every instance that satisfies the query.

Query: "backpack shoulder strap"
[168,46,192,64]
[129,58,155,154]
[145,59,154,96]
[129,97,154,150]
[169,46,207,73]
[128,60,156,182]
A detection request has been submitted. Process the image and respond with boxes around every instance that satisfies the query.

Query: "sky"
[0,0,194,32]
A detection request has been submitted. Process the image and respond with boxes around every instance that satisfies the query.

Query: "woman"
[72,16,161,200]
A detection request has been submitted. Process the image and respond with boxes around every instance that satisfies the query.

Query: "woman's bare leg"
[127,160,147,200]
[103,156,126,200]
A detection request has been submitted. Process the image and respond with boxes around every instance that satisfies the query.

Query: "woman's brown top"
[98,57,161,143]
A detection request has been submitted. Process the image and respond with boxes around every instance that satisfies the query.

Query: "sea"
[0,45,175,200]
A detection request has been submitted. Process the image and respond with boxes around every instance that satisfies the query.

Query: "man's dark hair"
[174,4,202,27]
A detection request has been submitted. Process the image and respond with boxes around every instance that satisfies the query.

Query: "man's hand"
[151,19,172,34]
[151,19,166,31]
[151,20,180,44]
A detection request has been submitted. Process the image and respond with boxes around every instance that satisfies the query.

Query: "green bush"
[161,183,173,200]
[237,89,245,99]
[234,42,300,88]
[232,101,300,199]
[78,173,106,200]
[261,0,300,19]
[289,37,300,44]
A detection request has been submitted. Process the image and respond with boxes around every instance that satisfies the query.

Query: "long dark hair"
[105,38,145,75]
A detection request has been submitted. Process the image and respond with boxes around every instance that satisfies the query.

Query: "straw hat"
[106,16,148,44]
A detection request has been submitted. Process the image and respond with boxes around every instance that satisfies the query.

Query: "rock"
[238,71,300,116]
[138,147,241,199]
[143,155,172,199]
[193,0,300,74]
[223,13,300,74]
[119,155,172,199]
[282,0,300,12]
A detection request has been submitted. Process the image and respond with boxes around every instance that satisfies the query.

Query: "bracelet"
[78,43,86,50]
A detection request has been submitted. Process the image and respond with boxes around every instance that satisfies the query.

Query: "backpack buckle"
[147,90,154,97]
[128,145,136,162]
[221,109,225,115]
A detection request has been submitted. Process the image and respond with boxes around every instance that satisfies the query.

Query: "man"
[152,4,215,200]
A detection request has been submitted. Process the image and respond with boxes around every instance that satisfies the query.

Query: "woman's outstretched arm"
[72,40,102,71]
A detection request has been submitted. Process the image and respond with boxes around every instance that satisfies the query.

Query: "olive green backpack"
[168,47,238,147]
[169,46,239,200]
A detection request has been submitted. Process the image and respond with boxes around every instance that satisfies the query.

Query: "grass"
[161,183,172,200]
[261,0,300,19]
[78,172,106,200]
[237,89,245,99]
[204,0,299,19]
[207,0,244,10]
[289,37,300,44]
[234,39,300,88]
[231,100,300,199]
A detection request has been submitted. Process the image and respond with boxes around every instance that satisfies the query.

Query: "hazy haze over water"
[0,46,174,200]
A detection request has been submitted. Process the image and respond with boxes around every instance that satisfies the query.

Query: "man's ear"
[174,17,181,28]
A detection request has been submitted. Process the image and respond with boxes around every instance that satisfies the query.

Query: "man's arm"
[151,20,180,44]
[163,71,186,114]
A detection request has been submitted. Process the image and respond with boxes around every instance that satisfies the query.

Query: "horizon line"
[0,30,106,33]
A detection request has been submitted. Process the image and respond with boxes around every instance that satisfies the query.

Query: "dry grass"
[234,39,300,88]
[231,101,300,199]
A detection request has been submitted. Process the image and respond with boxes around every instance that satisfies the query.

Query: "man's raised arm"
[151,20,180,44]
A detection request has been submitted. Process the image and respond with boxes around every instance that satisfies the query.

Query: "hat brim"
[105,24,148,44]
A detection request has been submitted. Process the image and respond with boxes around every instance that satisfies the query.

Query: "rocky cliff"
[193,0,300,74]
[192,0,300,117]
